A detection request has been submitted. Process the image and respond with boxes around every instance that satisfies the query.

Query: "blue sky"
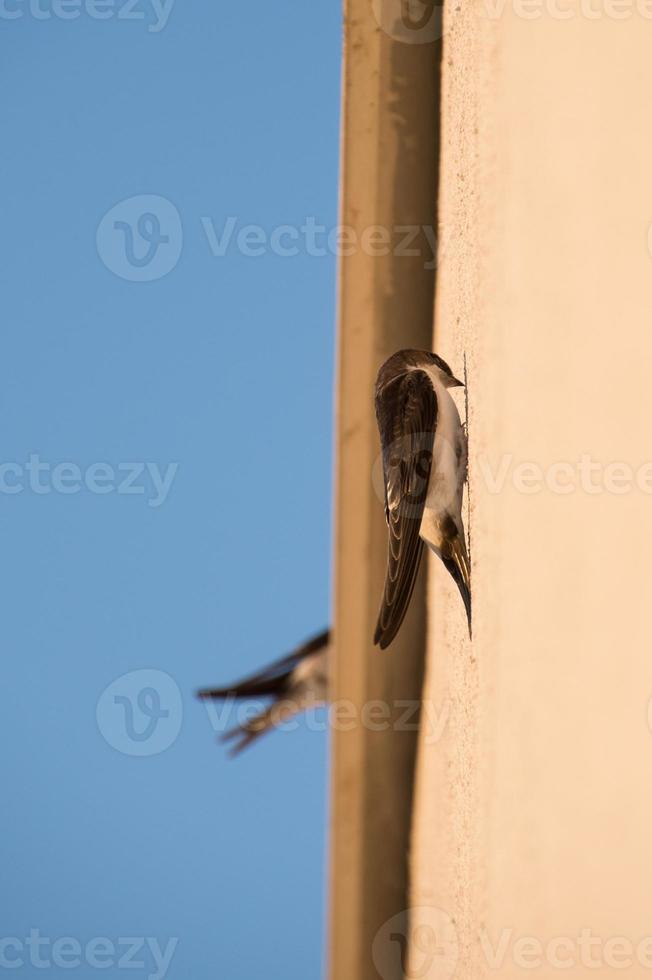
[1,2,340,977]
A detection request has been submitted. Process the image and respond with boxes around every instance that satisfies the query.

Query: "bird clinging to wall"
[374,349,471,649]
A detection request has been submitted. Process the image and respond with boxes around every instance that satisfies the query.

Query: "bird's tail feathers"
[219,707,277,756]
[442,531,472,637]
[219,699,304,757]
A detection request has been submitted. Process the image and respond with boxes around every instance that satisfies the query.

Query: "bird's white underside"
[412,363,467,555]
[288,647,329,706]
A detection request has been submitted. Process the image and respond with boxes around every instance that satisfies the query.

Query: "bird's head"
[425,351,464,388]
[376,349,464,391]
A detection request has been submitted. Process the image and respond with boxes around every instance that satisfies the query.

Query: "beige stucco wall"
[411,2,652,977]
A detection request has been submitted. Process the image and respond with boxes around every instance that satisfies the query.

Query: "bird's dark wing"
[196,628,329,700]
[374,371,437,649]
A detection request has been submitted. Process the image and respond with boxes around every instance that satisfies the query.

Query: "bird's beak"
[451,376,464,387]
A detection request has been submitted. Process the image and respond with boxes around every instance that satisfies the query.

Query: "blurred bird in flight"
[197,629,330,754]
[374,349,471,649]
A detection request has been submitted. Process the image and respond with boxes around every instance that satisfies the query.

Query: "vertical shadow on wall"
[362,13,444,980]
